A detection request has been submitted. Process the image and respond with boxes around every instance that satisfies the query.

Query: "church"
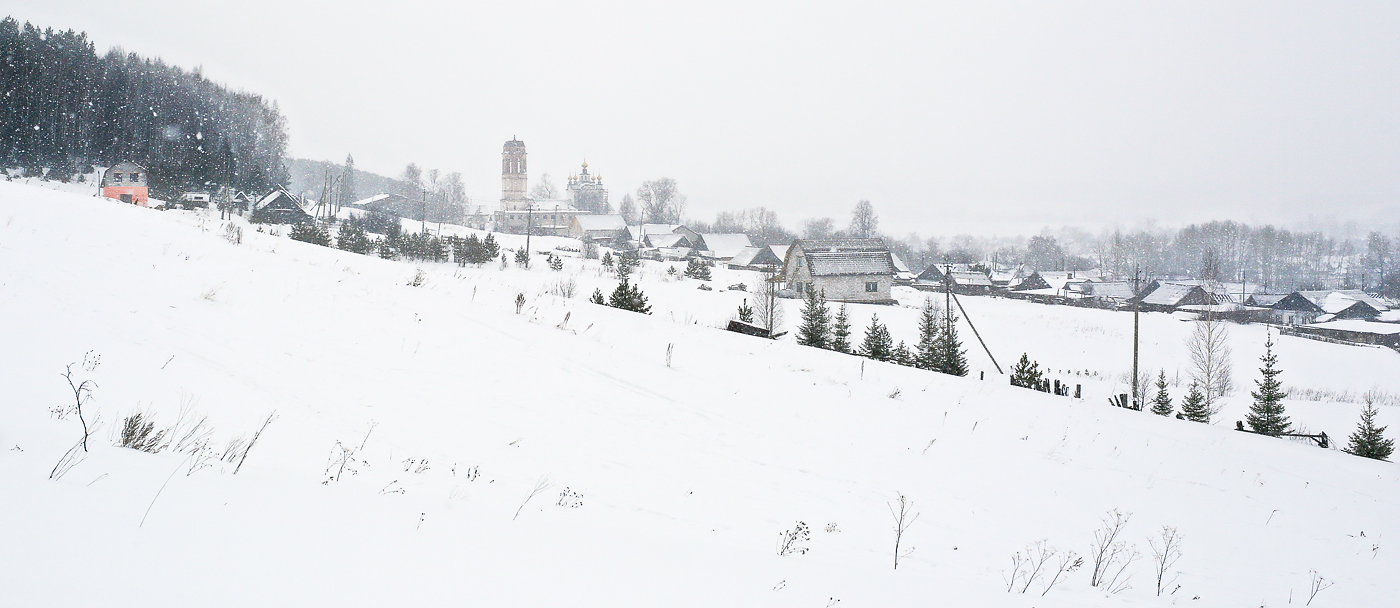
[492,138,601,236]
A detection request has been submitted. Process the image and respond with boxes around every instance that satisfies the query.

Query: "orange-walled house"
[101,161,149,206]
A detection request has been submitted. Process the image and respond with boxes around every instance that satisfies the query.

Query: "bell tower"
[501,138,528,211]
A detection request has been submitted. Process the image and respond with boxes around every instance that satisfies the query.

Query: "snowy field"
[2,181,1398,607]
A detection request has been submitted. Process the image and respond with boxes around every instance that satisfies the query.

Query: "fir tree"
[796,289,832,349]
[737,299,754,323]
[335,219,371,254]
[602,251,614,269]
[514,248,530,268]
[1150,369,1174,416]
[1245,334,1291,436]
[935,307,969,376]
[893,341,913,367]
[1179,383,1211,423]
[1344,401,1395,461]
[290,221,331,246]
[548,253,564,271]
[1009,353,1043,389]
[914,299,941,371]
[608,279,652,314]
[340,154,358,204]
[859,314,893,361]
[831,304,852,353]
[589,288,606,305]
[482,234,500,260]
[684,257,712,280]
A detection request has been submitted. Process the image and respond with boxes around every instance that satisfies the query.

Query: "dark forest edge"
[1,17,288,199]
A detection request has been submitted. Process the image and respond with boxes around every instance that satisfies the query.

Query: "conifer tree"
[608,279,651,314]
[1344,401,1395,461]
[602,251,614,269]
[684,257,712,280]
[590,289,606,305]
[893,341,913,367]
[914,299,941,371]
[935,307,969,376]
[549,253,564,271]
[1009,353,1043,389]
[1245,334,1291,436]
[514,248,530,268]
[1179,383,1211,423]
[482,234,500,260]
[1150,369,1174,416]
[340,154,358,204]
[831,304,852,353]
[737,299,754,323]
[796,289,832,349]
[859,314,893,361]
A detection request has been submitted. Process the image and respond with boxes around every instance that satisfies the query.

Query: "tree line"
[1,18,289,198]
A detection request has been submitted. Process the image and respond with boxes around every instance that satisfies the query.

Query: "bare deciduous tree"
[1186,318,1233,418]
[803,217,835,239]
[531,173,559,200]
[888,492,919,570]
[60,363,97,452]
[1148,526,1183,596]
[849,200,878,238]
[636,178,681,224]
[751,270,784,334]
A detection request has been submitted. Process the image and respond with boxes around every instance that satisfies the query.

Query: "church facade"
[492,138,589,235]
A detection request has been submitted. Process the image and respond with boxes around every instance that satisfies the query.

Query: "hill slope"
[1,182,1397,607]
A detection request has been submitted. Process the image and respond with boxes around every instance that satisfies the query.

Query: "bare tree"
[618,193,638,224]
[1186,318,1233,418]
[803,217,835,239]
[888,492,919,570]
[1148,526,1183,596]
[531,173,559,200]
[751,270,784,333]
[636,178,681,224]
[849,200,879,239]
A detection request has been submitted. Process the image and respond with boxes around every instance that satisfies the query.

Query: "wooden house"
[566,214,627,242]
[1296,290,1387,321]
[100,161,149,206]
[1285,320,1400,349]
[1136,282,1216,312]
[251,187,312,224]
[1249,293,1323,325]
[781,238,896,304]
[695,233,754,261]
[727,246,784,271]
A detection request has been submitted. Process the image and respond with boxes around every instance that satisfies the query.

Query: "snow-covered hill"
[2,181,1397,607]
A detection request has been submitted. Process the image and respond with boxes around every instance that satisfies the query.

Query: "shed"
[567,214,627,242]
[1137,282,1216,312]
[696,233,754,260]
[728,246,784,271]
[251,187,312,224]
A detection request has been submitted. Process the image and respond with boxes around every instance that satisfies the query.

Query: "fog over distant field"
[14,1,1400,235]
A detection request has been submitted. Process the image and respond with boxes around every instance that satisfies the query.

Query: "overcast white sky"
[12,1,1400,237]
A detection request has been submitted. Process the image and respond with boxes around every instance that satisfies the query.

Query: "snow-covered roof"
[890,253,911,274]
[794,238,887,252]
[1088,282,1136,300]
[1140,283,1202,306]
[698,233,753,258]
[572,215,627,231]
[1297,290,1389,314]
[648,233,691,249]
[1248,294,1288,307]
[1303,320,1400,335]
[729,246,782,268]
[770,245,789,261]
[950,271,993,287]
[806,251,895,277]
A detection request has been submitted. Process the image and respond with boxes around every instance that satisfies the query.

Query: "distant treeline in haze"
[0,17,288,198]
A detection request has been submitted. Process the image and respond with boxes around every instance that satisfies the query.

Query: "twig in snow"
[513,475,553,520]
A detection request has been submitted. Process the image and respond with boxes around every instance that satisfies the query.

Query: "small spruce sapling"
[1344,399,1395,461]
[548,253,563,272]
[832,304,852,353]
[859,314,893,361]
[737,299,754,323]
[684,257,712,280]
[1150,370,1174,416]
[796,288,833,349]
[589,289,606,305]
[1009,353,1044,390]
[1245,333,1291,436]
[1179,382,1210,423]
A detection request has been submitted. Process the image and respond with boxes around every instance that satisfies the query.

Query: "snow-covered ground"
[2,181,1397,607]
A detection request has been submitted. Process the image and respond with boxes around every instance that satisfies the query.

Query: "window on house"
[111,173,123,182]
[795,282,806,294]
[865,281,878,292]
[130,173,140,182]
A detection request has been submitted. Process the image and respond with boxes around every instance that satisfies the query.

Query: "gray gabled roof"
[794,238,888,253]
[572,214,627,231]
[806,251,895,277]
[1140,283,1205,306]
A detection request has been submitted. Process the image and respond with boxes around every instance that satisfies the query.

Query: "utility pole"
[525,206,533,266]
[1132,264,1141,410]
[944,261,953,340]
[420,188,427,233]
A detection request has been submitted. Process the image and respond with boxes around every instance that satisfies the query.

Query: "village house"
[1135,282,1216,312]
[781,238,896,304]
[1248,293,1324,325]
[251,187,312,224]
[566,214,627,242]
[694,233,753,261]
[1295,290,1389,321]
[100,161,149,206]
[727,246,784,271]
